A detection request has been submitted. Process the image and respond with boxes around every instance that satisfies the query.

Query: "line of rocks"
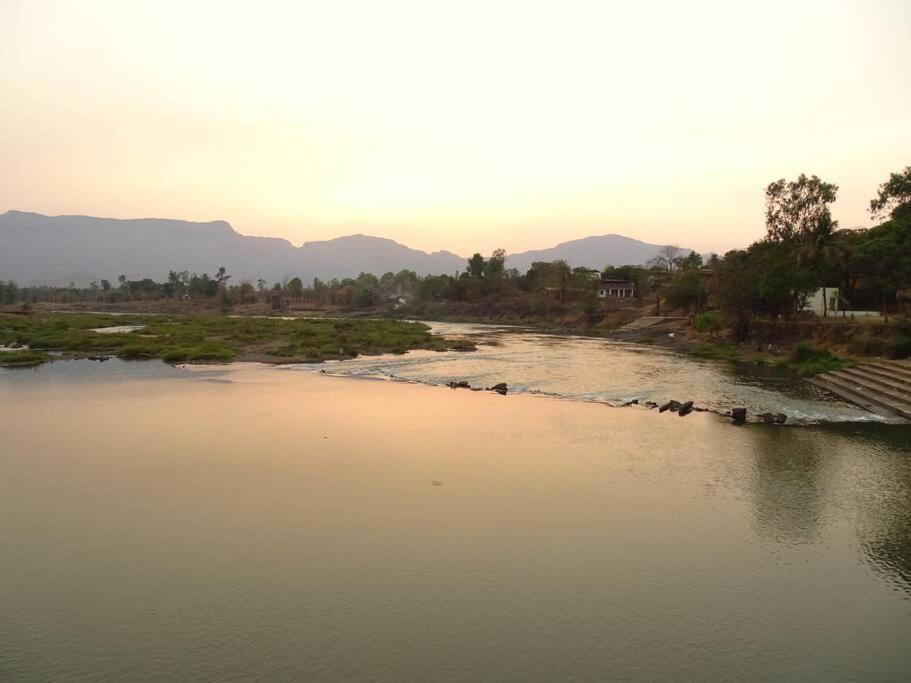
[447,380,508,396]
[445,382,789,425]
[625,398,786,424]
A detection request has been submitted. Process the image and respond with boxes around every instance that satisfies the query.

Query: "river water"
[299,321,892,424]
[1,331,910,680]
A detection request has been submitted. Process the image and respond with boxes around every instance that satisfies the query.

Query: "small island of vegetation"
[0,313,475,367]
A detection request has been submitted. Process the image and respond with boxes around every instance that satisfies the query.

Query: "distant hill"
[506,234,684,272]
[0,210,682,285]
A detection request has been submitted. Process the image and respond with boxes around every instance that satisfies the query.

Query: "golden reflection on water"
[1,360,911,680]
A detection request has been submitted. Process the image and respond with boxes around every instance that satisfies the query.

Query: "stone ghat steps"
[617,316,687,332]
[809,360,911,419]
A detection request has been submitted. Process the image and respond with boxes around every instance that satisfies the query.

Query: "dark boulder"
[490,383,508,395]
[731,407,747,423]
[774,413,788,424]
[659,400,682,413]
[678,401,694,417]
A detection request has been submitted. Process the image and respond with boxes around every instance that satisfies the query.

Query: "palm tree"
[796,212,844,317]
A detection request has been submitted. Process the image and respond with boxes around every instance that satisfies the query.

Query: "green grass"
[687,341,739,360]
[0,349,52,367]
[0,313,474,366]
[776,342,849,377]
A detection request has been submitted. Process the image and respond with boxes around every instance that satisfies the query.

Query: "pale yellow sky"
[1,0,908,255]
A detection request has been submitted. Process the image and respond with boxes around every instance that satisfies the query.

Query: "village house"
[596,278,636,299]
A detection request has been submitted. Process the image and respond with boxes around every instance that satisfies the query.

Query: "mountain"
[0,211,464,286]
[0,210,680,285]
[505,234,681,272]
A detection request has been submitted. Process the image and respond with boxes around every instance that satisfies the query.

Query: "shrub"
[885,332,911,359]
[782,342,846,376]
[694,311,723,334]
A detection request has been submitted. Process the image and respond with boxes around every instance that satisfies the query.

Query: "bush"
[694,311,723,334]
[885,332,911,359]
[782,342,847,376]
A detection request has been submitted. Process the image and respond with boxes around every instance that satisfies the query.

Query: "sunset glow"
[2,0,908,254]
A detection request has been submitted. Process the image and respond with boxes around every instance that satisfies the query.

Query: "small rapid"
[287,321,896,424]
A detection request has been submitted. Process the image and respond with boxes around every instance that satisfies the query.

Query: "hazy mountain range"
[0,210,683,286]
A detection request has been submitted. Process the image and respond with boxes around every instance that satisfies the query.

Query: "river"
[1,328,910,680]
[299,321,894,424]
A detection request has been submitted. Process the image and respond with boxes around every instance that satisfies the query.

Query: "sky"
[1,0,908,256]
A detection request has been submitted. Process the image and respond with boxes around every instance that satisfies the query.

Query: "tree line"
[3,165,909,334]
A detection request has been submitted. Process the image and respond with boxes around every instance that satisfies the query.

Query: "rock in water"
[731,407,747,423]
[774,413,787,424]
[659,400,682,413]
[490,383,508,395]
[678,402,694,417]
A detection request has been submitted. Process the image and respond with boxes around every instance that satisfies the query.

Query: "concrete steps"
[617,316,687,332]
[809,360,911,419]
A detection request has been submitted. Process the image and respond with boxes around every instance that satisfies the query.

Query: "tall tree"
[647,245,684,273]
[765,174,838,242]
[466,253,486,278]
[795,213,843,317]
[870,165,911,220]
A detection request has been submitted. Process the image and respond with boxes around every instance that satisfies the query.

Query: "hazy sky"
[1,0,908,255]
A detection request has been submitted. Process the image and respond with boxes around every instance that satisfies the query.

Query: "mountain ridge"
[0,210,682,286]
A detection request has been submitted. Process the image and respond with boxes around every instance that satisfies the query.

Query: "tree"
[795,212,844,317]
[100,279,111,292]
[870,165,911,220]
[648,245,684,273]
[765,174,838,242]
[215,266,231,286]
[118,274,127,288]
[484,249,506,279]
[286,277,304,299]
[467,253,486,278]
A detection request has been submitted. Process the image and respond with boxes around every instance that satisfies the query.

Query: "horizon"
[2,0,909,255]
[2,207,691,258]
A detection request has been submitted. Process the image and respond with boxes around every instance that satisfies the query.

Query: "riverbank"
[24,300,909,378]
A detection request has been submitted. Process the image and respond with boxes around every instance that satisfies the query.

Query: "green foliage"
[688,342,739,360]
[885,332,911,359]
[694,311,723,334]
[779,342,847,376]
[870,165,911,220]
[765,173,838,242]
[0,350,51,367]
[0,313,472,366]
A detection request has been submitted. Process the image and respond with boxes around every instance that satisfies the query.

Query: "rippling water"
[295,321,888,424]
[2,355,910,680]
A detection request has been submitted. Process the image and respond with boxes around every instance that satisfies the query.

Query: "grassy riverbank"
[0,313,475,367]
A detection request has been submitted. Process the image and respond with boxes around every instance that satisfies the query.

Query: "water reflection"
[747,428,826,546]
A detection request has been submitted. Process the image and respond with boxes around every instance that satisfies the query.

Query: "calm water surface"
[1,343,910,680]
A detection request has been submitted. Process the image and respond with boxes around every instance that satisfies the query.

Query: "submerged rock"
[678,401,694,417]
[448,381,471,389]
[659,400,682,413]
[621,398,639,407]
[490,382,508,395]
[731,407,747,423]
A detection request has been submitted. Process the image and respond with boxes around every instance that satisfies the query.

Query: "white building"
[802,288,839,316]
[597,279,636,299]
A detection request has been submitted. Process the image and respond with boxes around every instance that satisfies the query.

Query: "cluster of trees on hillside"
[716,165,911,339]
